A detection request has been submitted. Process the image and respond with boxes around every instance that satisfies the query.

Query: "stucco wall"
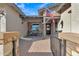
[57,7,71,32]
[0,4,28,37]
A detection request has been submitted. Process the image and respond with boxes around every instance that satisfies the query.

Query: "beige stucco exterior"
[0,4,28,37]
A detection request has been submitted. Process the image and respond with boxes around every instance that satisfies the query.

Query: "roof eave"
[56,3,71,14]
[8,3,26,17]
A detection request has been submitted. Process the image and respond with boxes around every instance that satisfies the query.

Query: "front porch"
[18,15,60,56]
[22,16,60,37]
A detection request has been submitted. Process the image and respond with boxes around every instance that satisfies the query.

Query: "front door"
[46,23,51,35]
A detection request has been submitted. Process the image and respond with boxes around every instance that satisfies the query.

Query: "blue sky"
[16,3,55,16]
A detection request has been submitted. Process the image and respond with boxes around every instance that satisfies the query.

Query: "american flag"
[46,9,54,17]
[46,9,51,16]
[46,8,57,17]
[46,8,55,23]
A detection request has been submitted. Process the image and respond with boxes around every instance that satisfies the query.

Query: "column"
[51,18,55,37]
[43,17,46,37]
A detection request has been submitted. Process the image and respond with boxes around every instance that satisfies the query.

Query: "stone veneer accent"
[0,32,19,56]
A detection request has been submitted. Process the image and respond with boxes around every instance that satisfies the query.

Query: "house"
[1,3,79,56]
[38,4,60,36]
[39,3,79,56]
[21,16,51,37]
[22,16,43,36]
[0,3,28,37]
[48,3,79,56]
[56,3,79,56]
[0,3,52,37]
[0,3,28,56]
[47,3,79,33]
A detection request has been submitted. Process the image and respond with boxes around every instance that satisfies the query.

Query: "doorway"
[46,23,51,35]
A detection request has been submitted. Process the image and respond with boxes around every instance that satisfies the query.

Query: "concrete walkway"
[19,36,53,56]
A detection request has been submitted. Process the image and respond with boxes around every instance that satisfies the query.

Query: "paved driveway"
[19,36,53,56]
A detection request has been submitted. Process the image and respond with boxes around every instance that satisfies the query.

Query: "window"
[32,24,39,31]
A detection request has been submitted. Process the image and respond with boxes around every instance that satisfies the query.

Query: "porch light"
[19,14,25,24]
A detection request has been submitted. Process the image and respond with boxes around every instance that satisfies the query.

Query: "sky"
[16,3,55,16]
